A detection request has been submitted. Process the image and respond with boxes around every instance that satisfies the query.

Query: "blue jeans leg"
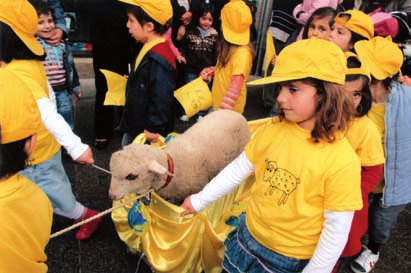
[122,132,137,147]
[19,150,77,212]
[368,193,407,244]
[55,90,74,129]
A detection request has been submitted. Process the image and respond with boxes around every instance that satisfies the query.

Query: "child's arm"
[219,75,245,110]
[302,209,354,272]
[35,83,94,165]
[180,152,254,216]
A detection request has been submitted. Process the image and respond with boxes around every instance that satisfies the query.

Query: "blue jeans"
[55,90,74,129]
[223,214,309,273]
[368,193,407,244]
[122,132,137,147]
[19,150,77,212]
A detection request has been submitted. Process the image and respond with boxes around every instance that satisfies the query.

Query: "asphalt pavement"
[44,58,410,273]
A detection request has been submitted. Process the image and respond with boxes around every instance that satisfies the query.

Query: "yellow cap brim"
[17,32,44,56]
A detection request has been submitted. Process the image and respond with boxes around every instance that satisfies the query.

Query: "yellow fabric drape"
[102,69,127,106]
[111,118,270,273]
[265,29,276,77]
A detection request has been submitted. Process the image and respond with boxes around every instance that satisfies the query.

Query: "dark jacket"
[119,42,176,138]
[179,26,218,75]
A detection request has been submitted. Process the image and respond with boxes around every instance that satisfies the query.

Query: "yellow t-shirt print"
[263,160,300,205]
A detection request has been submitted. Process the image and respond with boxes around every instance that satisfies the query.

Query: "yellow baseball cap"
[334,10,374,40]
[0,69,41,144]
[0,0,44,56]
[345,52,371,81]
[118,0,172,25]
[221,0,252,45]
[354,36,403,80]
[248,38,347,86]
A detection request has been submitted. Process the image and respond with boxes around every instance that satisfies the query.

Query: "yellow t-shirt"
[2,60,60,164]
[367,103,386,148]
[212,45,253,113]
[367,103,387,193]
[244,118,362,259]
[0,174,52,273]
[345,116,385,166]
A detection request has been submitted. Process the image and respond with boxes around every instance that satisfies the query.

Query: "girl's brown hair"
[216,35,255,68]
[278,78,356,143]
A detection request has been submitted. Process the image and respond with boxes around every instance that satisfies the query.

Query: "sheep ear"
[148,160,167,175]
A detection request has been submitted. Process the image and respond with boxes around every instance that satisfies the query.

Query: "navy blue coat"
[119,42,176,139]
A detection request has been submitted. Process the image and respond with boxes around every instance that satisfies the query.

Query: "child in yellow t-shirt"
[200,0,255,114]
[0,0,101,240]
[349,36,410,273]
[181,38,362,272]
[0,69,53,273]
[333,53,385,271]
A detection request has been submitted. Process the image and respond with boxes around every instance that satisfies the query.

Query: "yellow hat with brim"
[334,10,374,40]
[354,36,403,80]
[248,38,347,86]
[118,0,172,25]
[221,0,252,45]
[0,0,44,56]
[345,52,371,81]
[0,69,41,144]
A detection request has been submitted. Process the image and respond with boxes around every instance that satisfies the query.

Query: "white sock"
[54,202,85,220]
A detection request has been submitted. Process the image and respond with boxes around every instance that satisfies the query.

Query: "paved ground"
[44,58,410,273]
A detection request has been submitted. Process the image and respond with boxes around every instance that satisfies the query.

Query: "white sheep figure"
[109,110,251,204]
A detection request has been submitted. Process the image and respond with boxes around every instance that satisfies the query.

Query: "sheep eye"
[125,174,139,180]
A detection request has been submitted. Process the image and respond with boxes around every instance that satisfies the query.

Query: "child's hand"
[44,28,63,46]
[177,55,186,64]
[124,75,128,79]
[180,196,196,217]
[144,129,160,143]
[177,25,186,41]
[74,90,83,102]
[398,75,411,87]
[75,147,94,165]
[200,66,215,84]
[180,11,192,26]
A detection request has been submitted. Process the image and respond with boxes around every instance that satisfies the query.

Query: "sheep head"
[109,144,168,200]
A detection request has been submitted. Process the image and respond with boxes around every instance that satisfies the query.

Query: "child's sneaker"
[180,115,189,122]
[75,209,102,240]
[350,246,379,273]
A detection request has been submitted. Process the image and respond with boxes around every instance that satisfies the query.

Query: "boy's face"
[36,12,55,40]
[126,12,149,43]
[328,21,353,52]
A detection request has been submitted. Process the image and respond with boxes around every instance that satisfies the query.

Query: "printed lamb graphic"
[263,160,300,205]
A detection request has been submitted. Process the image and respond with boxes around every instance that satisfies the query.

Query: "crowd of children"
[1,0,411,272]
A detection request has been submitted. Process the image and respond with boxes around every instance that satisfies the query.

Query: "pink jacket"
[293,0,343,25]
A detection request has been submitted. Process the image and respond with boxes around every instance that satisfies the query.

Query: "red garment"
[340,164,383,257]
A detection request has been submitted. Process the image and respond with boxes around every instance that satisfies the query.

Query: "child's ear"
[145,22,155,32]
[24,134,37,157]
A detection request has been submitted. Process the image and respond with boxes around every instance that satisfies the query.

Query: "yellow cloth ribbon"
[174,77,212,118]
